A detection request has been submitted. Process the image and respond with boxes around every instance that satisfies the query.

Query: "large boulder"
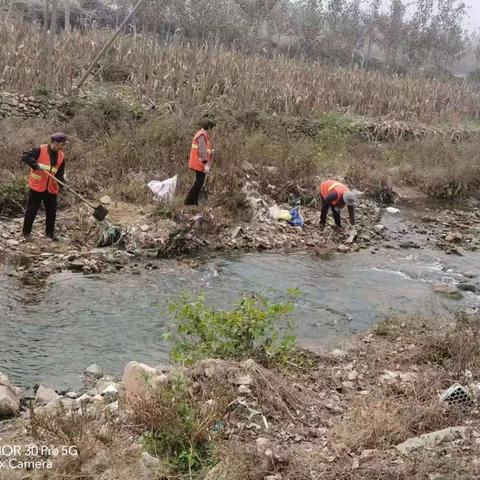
[35,384,60,406]
[122,362,167,407]
[0,371,21,419]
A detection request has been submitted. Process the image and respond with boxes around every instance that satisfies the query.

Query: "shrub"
[0,176,28,216]
[165,292,298,366]
[133,375,227,474]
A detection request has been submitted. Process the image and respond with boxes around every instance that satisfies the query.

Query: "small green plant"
[0,177,28,216]
[373,315,397,337]
[315,113,354,155]
[135,375,224,474]
[165,291,298,365]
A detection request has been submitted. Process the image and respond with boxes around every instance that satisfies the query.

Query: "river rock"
[106,400,119,413]
[66,391,79,399]
[457,283,477,293]
[95,377,119,395]
[399,240,420,249]
[101,384,119,401]
[432,283,463,300]
[0,373,21,419]
[380,370,418,384]
[35,384,60,406]
[141,452,163,471]
[100,196,112,205]
[374,224,385,233]
[122,361,167,407]
[86,363,104,379]
[396,426,469,455]
[463,271,478,279]
[76,393,92,404]
[445,232,463,243]
[330,349,347,360]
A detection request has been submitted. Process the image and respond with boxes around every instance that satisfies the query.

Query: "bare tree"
[50,0,58,35]
[44,0,49,30]
[65,0,71,33]
[378,0,406,67]
[365,0,381,60]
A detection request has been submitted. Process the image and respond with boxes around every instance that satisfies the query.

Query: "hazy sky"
[380,1,480,31]
[465,1,480,31]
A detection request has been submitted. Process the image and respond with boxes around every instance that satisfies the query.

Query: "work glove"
[204,164,210,174]
[32,163,42,171]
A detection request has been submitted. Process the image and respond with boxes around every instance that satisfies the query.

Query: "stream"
[1,205,480,391]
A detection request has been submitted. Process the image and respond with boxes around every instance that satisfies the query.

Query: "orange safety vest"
[188,129,213,173]
[320,179,350,206]
[28,144,64,195]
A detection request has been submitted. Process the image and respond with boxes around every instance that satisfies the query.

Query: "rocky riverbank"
[1,311,480,480]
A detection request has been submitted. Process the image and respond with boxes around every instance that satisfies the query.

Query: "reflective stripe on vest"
[328,181,342,192]
[320,179,349,206]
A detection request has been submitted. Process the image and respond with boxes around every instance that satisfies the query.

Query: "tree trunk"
[44,0,49,30]
[50,0,58,35]
[65,0,71,33]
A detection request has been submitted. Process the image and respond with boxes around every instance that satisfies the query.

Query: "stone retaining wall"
[0,92,59,119]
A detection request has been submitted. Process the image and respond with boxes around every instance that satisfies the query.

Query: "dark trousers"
[185,171,206,206]
[320,196,342,227]
[23,189,57,237]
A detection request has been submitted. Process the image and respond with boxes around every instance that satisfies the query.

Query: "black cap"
[51,132,67,142]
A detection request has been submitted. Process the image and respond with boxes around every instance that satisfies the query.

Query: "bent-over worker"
[22,133,67,241]
[185,118,216,206]
[319,179,356,231]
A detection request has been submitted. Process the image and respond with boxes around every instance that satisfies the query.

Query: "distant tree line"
[5,0,478,73]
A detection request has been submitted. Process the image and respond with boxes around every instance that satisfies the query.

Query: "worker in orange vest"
[22,133,67,241]
[185,118,216,206]
[319,179,356,231]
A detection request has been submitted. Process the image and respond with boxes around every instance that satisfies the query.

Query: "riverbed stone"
[400,240,420,249]
[457,283,477,293]
[36,384,60,406]
[86,363,104,379]
[101,384,119,402]
[0,384,20,419]
[396,426,469,455]
[380,370,418,384]
[122,361,167,407]
[445,232,463,243]
[141,451,163,471]
[432,283,463,300]
[330,349,347,360]
[463,271,478,279]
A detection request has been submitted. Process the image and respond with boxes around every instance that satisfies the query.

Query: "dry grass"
[2,14,480,123]
[23,405,141,479]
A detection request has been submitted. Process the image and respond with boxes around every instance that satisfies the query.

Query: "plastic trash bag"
[288,206,304,227]
[148,175,177,202]
[385,207,400,214]
[268,205,292,221]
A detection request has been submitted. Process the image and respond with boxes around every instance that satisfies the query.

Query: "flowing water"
[1,206,480,391]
